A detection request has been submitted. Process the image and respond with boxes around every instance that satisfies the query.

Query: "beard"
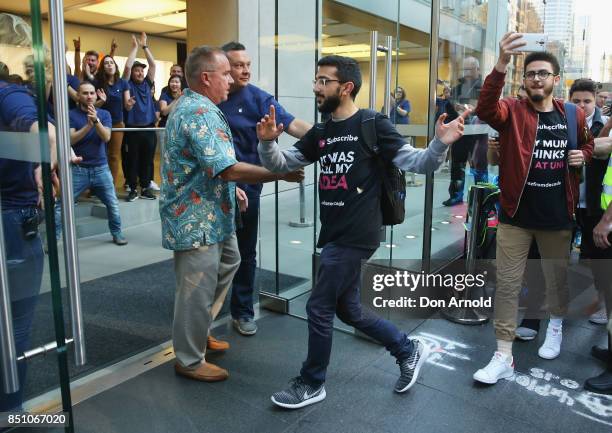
[526,82,553,103]
[317,91,341,113]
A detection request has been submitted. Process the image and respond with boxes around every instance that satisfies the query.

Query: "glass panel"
[431,0,501,262]
[388,0,433,270]
[0,0,73,422]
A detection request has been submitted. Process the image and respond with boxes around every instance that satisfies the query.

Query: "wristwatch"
[93,118,99,124]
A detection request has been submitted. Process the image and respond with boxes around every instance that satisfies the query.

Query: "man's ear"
[200,70,210,86]
[553,74,561,86]
[342,81,355,97]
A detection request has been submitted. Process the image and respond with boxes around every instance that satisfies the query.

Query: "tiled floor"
[65,313,611,433]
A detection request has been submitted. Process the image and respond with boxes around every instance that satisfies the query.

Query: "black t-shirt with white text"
[501,109,571,229]
[295,110,405,249]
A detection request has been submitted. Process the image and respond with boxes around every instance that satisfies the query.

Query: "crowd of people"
[1,8,612,417]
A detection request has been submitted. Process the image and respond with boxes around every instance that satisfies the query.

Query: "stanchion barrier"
[441,184,490,325]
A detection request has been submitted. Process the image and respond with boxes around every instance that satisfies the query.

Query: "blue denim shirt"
[159,89,238,250]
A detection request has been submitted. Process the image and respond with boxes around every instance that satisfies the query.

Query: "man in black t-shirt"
[257,55,469,409]
[474,36,593,386]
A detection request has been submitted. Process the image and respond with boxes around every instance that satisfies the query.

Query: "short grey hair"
[185,46,224,88]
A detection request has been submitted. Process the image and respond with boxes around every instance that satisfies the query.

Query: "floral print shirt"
[159,89,237,250]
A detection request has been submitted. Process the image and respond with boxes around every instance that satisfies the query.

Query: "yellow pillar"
[187,0,239,52]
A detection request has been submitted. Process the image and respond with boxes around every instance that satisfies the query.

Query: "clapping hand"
[435,109,471,145]
[96,89,107,104]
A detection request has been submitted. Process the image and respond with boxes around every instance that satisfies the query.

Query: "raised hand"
[110,38,118,52]
[256,105,284,141]
[139,32,147,48]
[435,109,471,145]
[73,36,80,51]
[283,168,305,183]
[131,34,138,49]
[496,32,526,71]
[96,88,107,104]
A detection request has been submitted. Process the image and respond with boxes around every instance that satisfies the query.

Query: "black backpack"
[314,109,406,225]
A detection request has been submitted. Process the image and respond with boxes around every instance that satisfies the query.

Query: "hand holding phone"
[516,33,547,52]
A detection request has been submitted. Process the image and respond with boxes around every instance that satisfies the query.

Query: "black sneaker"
[394,338,431,393]
[126,190,138,202]
[271,376,326,409]
[140,188,156,200]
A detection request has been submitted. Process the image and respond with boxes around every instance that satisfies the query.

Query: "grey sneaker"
[233,318,257,336]
[271,376,326,409]
[394,338,430,393]
[112,233,128,246]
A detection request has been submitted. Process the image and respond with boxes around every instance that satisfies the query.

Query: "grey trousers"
[173,234,240,368]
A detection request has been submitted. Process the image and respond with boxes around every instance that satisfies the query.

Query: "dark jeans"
[0,208,44,411]
[55,164,122,239]
[300,243,413,386]
[231,196,259,320]
[124,129,156,190]
[448,134,488,201]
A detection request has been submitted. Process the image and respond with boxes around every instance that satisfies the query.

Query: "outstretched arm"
[122,35,138,80]
[139,32,156,82]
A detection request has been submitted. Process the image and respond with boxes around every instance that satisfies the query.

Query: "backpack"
[564,101,578,151]
[313,109,406,225]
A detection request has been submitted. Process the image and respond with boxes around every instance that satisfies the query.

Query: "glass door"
[0,1,77,431]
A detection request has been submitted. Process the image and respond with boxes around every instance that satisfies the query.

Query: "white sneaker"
[149,180,160,191]
[538,325,562,359]
[473,352,514,384]
[589,307,609,325]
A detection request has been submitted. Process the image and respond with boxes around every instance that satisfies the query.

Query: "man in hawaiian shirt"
[160,45,303,382]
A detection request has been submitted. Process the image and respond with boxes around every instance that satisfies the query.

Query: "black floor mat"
[22,259,308,399]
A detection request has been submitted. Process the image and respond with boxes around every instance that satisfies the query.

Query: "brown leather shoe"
[174,362,228,382]
[207,335,230,351]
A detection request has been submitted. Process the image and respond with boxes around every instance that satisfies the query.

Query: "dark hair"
[524,51,560,75]
[94,55,120,92]
[167,74,183,97]
[317,55,362,99]
[395,86,405,100]
[222,41,246,52]
[78,80,95,90]
[569,78,597,97]
[84,50,98,58]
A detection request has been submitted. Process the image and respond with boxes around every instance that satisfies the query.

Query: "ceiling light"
[384,243,397,248]
[405,235,417,239]
[440,221,451,225]
[290,240,302,245]
[145,12,186,28]
[82,1,185,20]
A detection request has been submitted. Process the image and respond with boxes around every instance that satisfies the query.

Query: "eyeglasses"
[312,78,341,88]
[523,70,556,81]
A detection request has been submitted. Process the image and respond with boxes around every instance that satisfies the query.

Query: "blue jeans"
[0,208,44,411]
[300,243,413,386]
[230,196,259,320]
[55,164,123,238]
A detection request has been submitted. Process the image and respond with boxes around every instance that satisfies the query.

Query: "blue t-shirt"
[0,81,39,209]
[125,77,156,126]
[96,78,129,124]
[69,107,112,167]
[158,91,179,127]
[218,84,295,197]
[67,74,80,110]
[390,99,411,124]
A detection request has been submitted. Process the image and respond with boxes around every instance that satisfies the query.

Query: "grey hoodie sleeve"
[257,139,312,173]
[392,137,449,173]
